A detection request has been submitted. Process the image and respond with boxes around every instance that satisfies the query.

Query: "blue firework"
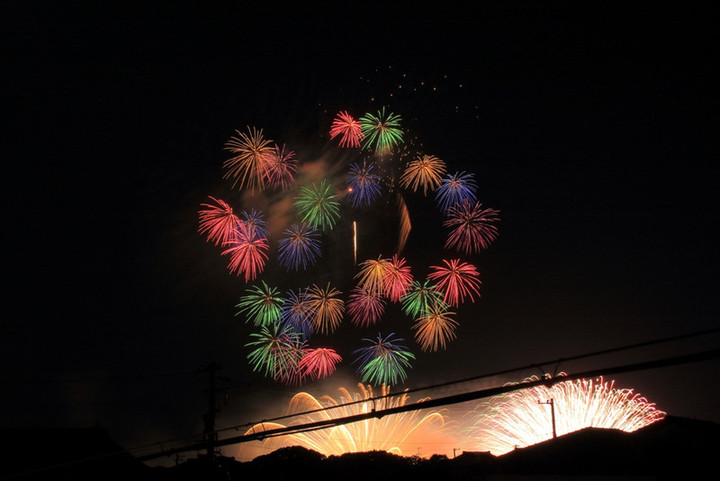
[434,171,478,215]
[277,222,321,271]
[346,159,383,208]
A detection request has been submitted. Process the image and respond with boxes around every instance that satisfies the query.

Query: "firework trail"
[443,200,500,255]
[329,110,365,148]
[223,126,274,192]
[237,383,447,459]
[458,374,667,456]
[427,258,482,307]
[353,333,415,386]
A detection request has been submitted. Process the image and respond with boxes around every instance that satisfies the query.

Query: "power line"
[136,346,720,461]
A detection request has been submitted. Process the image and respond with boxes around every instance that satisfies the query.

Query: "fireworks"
[265,143,298,191]
[400,154,447,195]
[360,107,404,152]
[346,159,383,208]
[306,283,345,335]
[400,280,445,319]
[197,196,241,246]
[346,285,387,328]
[434,171,478,215]
[221,229,268,282]
[459,374,667,456]
[294,179,341,231]
[330,110,364,148]
[443,200,501,255]
[411,302,458,352]
[277,222,322,272]
[298,347,343,381]
[427,258,482,307]
[235,281,284,327]
[223,126,274,192]
[201,97,500,386]
[245,322,305,384]
[352,333,415,386]
[237,383,447,459]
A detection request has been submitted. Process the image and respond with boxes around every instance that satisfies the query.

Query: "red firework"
[198,196,241,246]
[221,232,269,282]
[427,258,482,307]
[346,285,387,327]
[298,347,343,381]
[329,110,365,148]
[443,200,500,255]
[383,254,413,303]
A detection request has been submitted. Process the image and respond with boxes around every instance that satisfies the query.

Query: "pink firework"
[198,196,241,246]
[427,258,482,307]
[346,285,387,328]
[298,347,343,381]
[444,200,500,255]
[264,143,298,191]
[329,110,364,148]
[382,254,413,303]
[221,231,269,282]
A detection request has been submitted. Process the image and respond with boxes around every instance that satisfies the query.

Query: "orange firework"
[223,126,274,192]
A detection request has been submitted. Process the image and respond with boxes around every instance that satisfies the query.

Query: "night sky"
[4,1,719,464]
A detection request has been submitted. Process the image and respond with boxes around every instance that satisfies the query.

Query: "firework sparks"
[237,384,447,460]
[235,281,284,327]
[434,171,478,215]
[346,159,383,208]
[277,222,322,272]
[346,285,387,328]
[400,154,447,195]
[221,230,268,282]
[264,143,298,191]
[400,280,446,319]
[330,110,365,148]
[459,374,667,456]
[412,302,458,352]
[360,107,404,153]
[223,126,274,192]
[298,347,343,381]
[245,322,306,384]
[355,256,391,296]
[352,333,415,386]
[198,196,241,246]
[279,288,315,339]
[443,200,501,255]
[306,283,345,335]
[294,179,341,231]
[382,254,413,303]
[427,258,482,307]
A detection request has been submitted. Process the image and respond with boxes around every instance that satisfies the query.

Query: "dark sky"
[3,0,719,464]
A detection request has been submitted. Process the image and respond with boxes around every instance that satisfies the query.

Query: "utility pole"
[538,398,557,439]
[200,361,223,461]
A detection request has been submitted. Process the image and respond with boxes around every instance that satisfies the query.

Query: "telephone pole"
[538,398,557,439]
[199,361,224,461]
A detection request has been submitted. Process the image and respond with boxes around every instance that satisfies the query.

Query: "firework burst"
[412,302,458,352]
[346,285,387,328]
[330,110,364,148]
[400,154,447,195]
[264,143,298,191]
[353,333,415,386]
[277,222,322,272]
[198,196,241,246]
[306,283,345,335]
[434,171,478,215]
[444,200,501,255]
[360,107,404,153]
[235,281,284,327]
[459,374,667,456]
[294,179,341,231]
[427,258,482,307]
[346,159,383,208]
[223,126,274,192]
